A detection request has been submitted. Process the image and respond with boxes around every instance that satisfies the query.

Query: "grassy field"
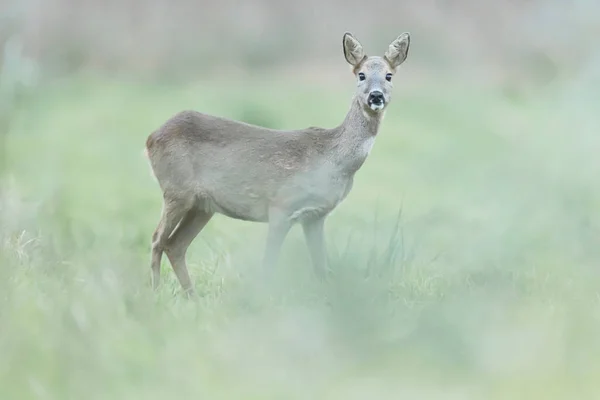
[1,72,600,399]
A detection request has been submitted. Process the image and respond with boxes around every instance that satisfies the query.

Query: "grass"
[1,72,600,399]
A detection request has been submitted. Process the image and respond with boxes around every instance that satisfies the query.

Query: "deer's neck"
[340,96,383,138]
[330,96,384,174]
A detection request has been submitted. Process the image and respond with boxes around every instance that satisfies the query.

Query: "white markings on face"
[357,58,393,112]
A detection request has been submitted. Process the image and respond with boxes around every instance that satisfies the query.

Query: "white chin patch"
[370,103,384,111]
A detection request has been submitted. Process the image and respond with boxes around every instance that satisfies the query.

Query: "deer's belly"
[200,170,354,223]
[201,191,270,222]
[279,176,354,222]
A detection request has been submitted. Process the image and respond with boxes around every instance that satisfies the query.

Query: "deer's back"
[146,110,327,173]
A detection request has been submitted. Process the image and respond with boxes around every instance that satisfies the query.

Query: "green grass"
[1,73,600,399]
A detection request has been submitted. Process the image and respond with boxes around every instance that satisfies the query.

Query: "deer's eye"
[358,73,366,81]
[386,73,393,82]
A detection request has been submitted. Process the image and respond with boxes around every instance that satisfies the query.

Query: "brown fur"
[145,32,410,294]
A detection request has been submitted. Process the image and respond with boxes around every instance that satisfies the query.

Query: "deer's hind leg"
[150,195,193,290]
[164,207,213,295]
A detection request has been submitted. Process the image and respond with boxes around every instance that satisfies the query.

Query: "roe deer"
[145,32,410,295]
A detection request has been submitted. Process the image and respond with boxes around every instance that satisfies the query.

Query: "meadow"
[1,69,600,399]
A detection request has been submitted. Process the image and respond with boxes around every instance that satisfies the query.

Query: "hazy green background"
[1,0,600,399]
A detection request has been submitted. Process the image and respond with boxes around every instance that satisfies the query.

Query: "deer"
[144,32,411,295]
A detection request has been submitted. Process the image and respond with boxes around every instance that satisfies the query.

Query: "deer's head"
[343,32,410,114]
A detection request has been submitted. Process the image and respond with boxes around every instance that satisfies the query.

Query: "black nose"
[369,91,384,104]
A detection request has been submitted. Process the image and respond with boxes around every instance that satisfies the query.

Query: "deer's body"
[146,101,378,223]
[145,32,410,295]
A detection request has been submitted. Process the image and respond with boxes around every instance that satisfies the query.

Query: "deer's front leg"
[302,216,328,278]
[262,211,292,272]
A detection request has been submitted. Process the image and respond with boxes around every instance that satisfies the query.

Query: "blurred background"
[1,0,600,399]
[4,0,598,83]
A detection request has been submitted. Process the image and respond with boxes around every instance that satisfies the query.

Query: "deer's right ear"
[343,32,366,67]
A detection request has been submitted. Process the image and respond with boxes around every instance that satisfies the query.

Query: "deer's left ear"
[384,32,410,69]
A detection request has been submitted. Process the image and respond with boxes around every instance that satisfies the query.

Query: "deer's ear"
[343,32,366,67]
[384,32,410,69]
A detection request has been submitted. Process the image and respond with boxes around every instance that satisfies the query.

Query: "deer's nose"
[369,91,384,104]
